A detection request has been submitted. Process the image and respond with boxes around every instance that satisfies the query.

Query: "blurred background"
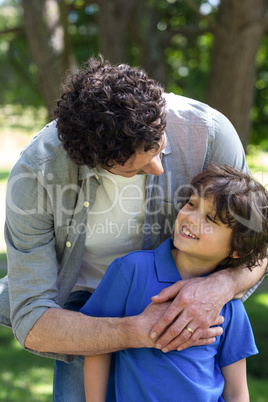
[0,0,268,400]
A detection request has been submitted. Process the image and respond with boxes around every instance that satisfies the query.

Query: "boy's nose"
[187,213,199,227]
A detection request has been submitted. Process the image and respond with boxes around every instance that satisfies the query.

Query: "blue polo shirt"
[80,239,258,402]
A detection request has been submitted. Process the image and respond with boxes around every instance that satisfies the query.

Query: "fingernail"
[156,343,162,349]
[162,347,168,353]
[177,347,182,351]
[150,332,157,339]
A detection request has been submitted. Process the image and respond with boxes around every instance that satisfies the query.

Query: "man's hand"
[148,273,233,352]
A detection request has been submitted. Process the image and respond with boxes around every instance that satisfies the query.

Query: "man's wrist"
[211,268,237,303]
[118,315,154,349]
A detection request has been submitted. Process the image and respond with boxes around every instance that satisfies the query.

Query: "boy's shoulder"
[115,249,156,274]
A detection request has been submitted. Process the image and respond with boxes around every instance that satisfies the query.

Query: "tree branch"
[0,26,24,35]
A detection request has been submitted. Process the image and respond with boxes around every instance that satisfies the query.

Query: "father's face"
[108,134,167,178]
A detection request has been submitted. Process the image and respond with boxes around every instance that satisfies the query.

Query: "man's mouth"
[181,225,199,239]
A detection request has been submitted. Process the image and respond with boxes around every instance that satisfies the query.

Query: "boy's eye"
[207,215,217,224]
[187,201,196,208]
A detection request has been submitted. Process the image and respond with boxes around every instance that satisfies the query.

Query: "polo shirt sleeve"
[80,259,130,318]
[216,299,258,368]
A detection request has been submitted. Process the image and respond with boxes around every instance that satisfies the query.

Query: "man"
[0,57,266,401]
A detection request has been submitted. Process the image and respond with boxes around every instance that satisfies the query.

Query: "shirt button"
[83,201,90,208]
[95,174,100,180]
[66,241,72,248]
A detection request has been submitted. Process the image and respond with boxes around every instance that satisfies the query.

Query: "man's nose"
[143,155,164,176]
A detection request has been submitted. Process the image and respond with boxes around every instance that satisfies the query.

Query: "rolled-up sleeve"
[5,159,61,347]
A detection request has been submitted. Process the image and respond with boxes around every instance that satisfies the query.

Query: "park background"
[0,0,268,400]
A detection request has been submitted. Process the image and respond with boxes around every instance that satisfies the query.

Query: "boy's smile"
[180,225,199,240]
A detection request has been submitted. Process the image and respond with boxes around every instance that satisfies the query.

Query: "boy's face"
[173,194,233,269]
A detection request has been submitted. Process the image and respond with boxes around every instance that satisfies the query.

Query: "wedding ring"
[185,326,194,334]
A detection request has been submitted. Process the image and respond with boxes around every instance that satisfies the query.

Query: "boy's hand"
[148,272,233,352]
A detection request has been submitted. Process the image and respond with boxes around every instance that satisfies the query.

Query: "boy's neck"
[171,249,218,279]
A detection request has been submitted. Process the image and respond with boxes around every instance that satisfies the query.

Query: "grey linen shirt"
[0,93,259,362]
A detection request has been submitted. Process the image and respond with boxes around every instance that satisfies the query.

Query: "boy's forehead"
[191,193,217,212]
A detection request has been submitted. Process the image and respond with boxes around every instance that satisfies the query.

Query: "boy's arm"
[84,354,111,402]
[221,359,249,402]
[149,258,266,352]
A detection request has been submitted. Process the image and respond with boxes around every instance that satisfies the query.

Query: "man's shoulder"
[20,121,63,165]
[164,92,214,126]
[9,121,78,180]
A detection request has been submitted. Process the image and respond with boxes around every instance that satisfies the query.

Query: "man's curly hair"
[54,57,167,168]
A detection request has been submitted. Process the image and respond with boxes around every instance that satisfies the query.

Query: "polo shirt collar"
[154,239,181,283]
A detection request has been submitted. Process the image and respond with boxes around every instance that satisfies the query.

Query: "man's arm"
[149,259,267,352]
[24,302,173,355]
[24,301,224,355]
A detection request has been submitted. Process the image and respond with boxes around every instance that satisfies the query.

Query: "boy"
[80,164,268,401]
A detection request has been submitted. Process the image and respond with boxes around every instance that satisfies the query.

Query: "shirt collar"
[79,165,102,183]
[162,131,172,156]
[154,239,181,283]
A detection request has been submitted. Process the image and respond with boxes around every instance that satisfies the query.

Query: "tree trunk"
[134,0,167,85]
[207,0,266,149]
[22,0,75,116]
[98,0,137,64]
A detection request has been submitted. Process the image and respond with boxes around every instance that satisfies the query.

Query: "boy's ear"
[230,251,240,259]
[230,250,253,259]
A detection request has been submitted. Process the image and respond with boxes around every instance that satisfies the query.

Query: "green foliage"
[251,35,268,149]
[0,0,268,144]
[68,2,100,64]
[244,288,268,379]
[0,0,43,107]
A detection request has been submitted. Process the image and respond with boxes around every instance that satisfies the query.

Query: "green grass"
[0,105,47,134]
[0,327,53,401]
[0,252,7,264]
[0,170,9,183]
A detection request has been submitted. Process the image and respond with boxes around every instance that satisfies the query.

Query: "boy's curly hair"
[190,164,268,270]
[54,57,167,168]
